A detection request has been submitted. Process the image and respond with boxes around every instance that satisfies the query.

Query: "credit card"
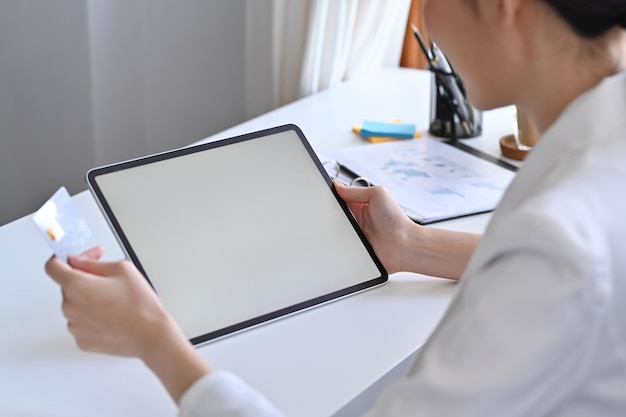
[32,186,92,262]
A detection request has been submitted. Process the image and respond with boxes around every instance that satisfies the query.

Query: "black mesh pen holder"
[428,71,482,140]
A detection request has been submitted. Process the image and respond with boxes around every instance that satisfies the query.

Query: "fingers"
[78,245,105,261]
[46,246,106,286]
[45,256,80,287]
[334,180,380,204]
[68,256,130,278]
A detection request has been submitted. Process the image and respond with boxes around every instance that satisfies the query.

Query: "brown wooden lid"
[499,134,528,161]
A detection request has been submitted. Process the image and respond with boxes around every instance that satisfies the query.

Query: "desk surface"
[0,68,517,417]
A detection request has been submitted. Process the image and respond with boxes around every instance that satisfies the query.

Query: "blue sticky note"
[360,121,415,139]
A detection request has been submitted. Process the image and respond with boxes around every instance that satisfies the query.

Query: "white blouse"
[179,71,626,417]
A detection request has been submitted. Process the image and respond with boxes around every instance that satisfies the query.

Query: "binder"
[321,138,518,224]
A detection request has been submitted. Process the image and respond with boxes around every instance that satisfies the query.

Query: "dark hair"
[544,0,626,38]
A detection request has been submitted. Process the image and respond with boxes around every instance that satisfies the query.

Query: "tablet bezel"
[86,124,388,345]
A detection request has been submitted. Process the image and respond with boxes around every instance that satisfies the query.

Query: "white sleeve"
[365,207,609,416]
[178,371,285,417]
[179,207,608,417]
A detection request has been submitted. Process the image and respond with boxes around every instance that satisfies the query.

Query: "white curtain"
[271,0,412,107]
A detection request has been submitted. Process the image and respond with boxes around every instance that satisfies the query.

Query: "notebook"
[86,124,387,345]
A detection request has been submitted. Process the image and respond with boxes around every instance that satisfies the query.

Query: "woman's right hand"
[334,181,419,274]
[335,181,480,279]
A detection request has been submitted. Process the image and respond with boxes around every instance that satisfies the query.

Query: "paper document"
[327,139,516,224]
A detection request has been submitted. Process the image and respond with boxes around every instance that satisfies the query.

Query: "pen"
[429,41,453,73]
[323,160,363,185]
[410,23,433,62]
[430,41,461,90]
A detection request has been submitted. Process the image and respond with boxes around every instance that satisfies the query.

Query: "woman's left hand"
[45,246,173,359]
[45,246,212,404]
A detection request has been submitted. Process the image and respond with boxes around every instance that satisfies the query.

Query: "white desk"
[0,68,517,417]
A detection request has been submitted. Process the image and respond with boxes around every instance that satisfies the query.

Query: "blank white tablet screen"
[91,128,384,342]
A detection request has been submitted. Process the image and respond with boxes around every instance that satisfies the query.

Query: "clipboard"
[324,138,518,224]
[86,124,387,345]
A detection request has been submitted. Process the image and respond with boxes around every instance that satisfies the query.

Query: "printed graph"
[328,138,516,223]
[430,188,465,197]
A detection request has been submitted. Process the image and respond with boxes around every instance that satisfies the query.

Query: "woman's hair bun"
[546,1,626,37]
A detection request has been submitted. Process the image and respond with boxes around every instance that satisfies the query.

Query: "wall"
[0,0,94,226]
[0,0,249,225]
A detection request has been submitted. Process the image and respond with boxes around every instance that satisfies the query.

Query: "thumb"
[46,256,78,287]
[334,180,375,204]
[77,245,105,261]
[68,255,127,278]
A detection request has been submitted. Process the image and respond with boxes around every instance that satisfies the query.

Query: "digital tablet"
[87,124,387,345]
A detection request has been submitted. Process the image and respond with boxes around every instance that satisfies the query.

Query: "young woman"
[46,0,626,415]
